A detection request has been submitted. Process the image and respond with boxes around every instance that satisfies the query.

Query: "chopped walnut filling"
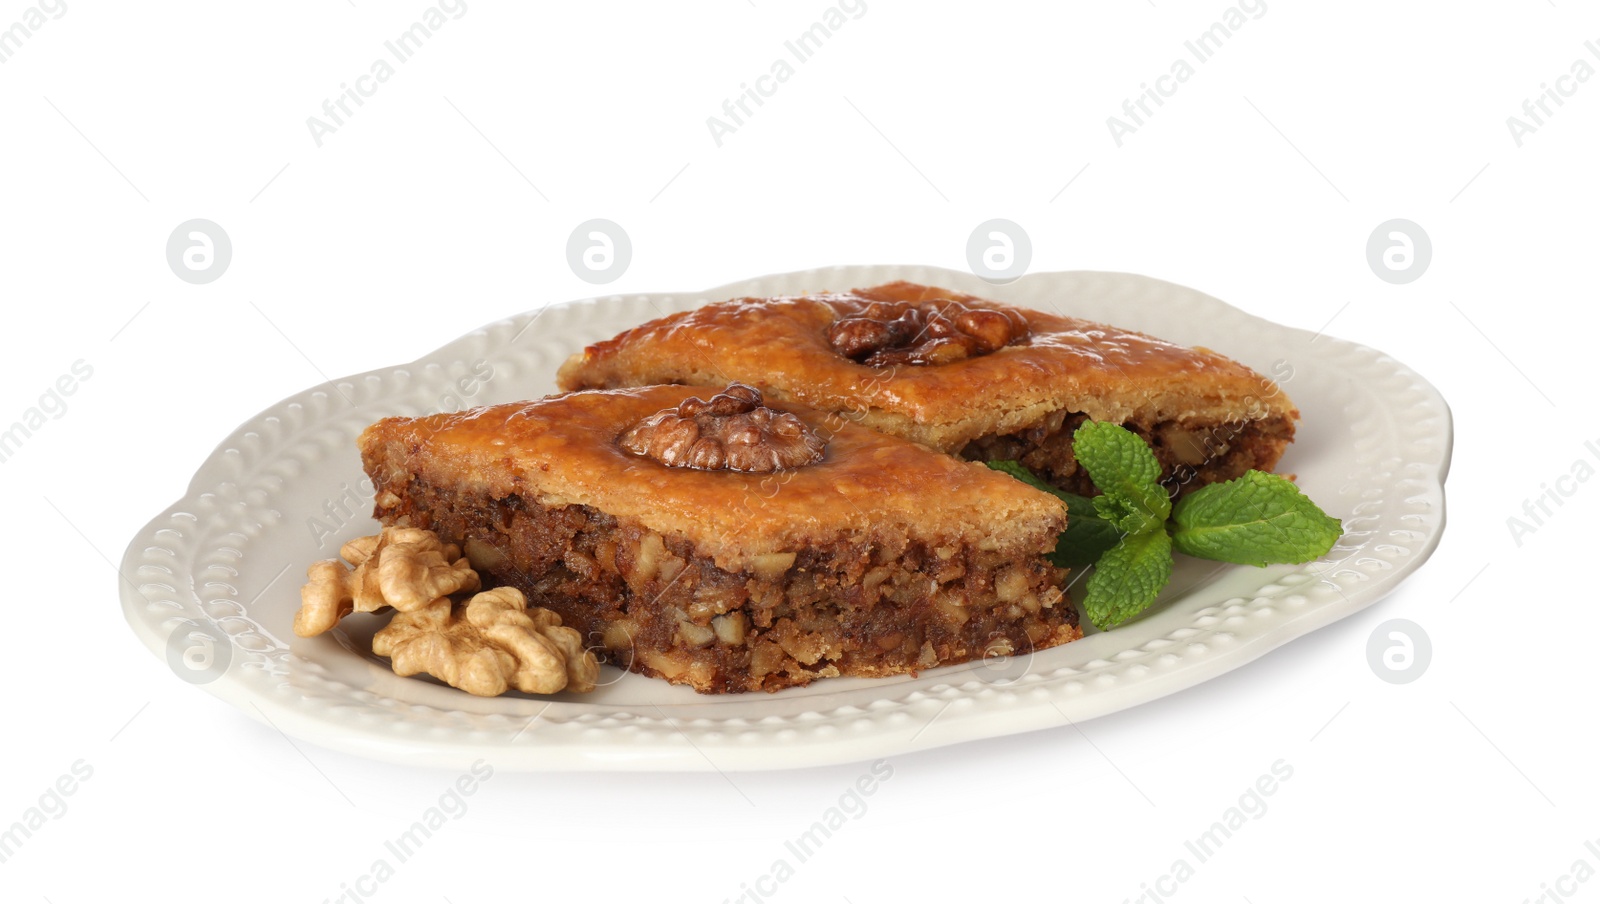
[827,300,1029,367]
[618,382,826,472]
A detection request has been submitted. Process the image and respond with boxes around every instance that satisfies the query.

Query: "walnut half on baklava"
[557,281,1298,496]
[358,383,1079,694]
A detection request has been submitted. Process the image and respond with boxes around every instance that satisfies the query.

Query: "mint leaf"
[1083,528,1173,629]
[985,460,1121,567]
[1072,421,1170,533]
[1171,470,1343,566]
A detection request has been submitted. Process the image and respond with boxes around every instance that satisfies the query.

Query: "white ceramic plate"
[119,266,1451,772]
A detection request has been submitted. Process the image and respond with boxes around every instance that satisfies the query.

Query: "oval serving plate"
[119,265,1450,771]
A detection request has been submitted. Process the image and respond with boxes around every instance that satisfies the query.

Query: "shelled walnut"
[374,587,599,696]
[294,527,479,637]
[618,382,826,472]
[293,527,599,697]
[827,300,1028,367]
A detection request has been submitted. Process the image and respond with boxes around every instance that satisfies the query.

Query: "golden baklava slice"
[358,383,1078,694]
[557,281,1297,496]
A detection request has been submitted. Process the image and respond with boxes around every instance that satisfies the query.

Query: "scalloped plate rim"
[118,265,1452,772]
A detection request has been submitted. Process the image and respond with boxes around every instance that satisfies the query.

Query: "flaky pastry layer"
[358,385,1067,572]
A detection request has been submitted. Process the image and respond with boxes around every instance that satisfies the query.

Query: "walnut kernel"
[827,299,1028,367]
[293,526,480,637]
[619,383,825,473]
[373,586,599,696]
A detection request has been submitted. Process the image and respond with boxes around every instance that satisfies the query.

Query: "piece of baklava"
[557,281,1297,496]
[358,383,1079,694]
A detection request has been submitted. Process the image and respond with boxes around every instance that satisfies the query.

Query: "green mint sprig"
[987,421,1342,630]
[1074,420,1170,535]
[1082,527,1173,630]
[1171,470,1345,567]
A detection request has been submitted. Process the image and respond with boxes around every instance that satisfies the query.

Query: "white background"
[3,1,1596,902]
